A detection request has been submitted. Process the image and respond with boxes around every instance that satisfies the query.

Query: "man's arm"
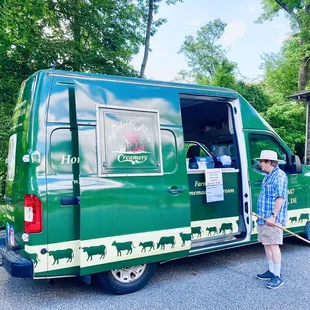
[266,197,284,226]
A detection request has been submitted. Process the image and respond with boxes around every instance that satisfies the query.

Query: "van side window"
[185,142,214,170]
[248,134,288,171]
[161,130,177,174]
[97,107,162,176]
[50,128,78,174]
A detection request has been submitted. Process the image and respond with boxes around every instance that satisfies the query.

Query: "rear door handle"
[60,196,80,206]
[168,188,184,194]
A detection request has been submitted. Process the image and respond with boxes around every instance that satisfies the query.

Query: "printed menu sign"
[206,169,223,186]
[205,169,224,202]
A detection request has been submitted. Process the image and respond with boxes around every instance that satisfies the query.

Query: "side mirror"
[291,155,302,174]
[251,159,262,172]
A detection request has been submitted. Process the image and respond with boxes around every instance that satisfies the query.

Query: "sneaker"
[256,270,275,281]
[266,276,284,289]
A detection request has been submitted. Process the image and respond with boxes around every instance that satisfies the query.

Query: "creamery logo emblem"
[109,120,152,165]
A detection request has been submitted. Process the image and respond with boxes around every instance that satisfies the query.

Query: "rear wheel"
[97,263,157,294]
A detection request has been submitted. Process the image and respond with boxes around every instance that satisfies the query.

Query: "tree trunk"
[298,60,309,91]
[72,0,82,72]
[139,0,154,78]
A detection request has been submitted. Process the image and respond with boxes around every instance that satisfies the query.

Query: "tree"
[177,19,238,88]
[45,0,145,75]
[236,81,272,114]
[138,0,183,78]
[0,0,147,179]
[258,0,310,90]
[259,37,306,154]
[260,38,300,98]
[210,59,237,89]
[177,17,304,154]
[0,0,145,81]
[264,101,306,153]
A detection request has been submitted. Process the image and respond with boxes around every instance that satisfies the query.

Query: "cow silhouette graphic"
[206,226,218,236]
[289,216,298,224]
[191,226,202,238]
[157,236,175,250]
[48,248,74,265]
[27,253,40,267]
[219,223,233,235]
[82,245,107,261]
[179,233,191,246]
[112,241,135,256]
[139,241,155,252]
[299,213,309,223]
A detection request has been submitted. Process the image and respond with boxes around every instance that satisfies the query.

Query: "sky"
[131,0,291,82]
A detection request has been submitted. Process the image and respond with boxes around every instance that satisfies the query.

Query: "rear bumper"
[0,238,33,278]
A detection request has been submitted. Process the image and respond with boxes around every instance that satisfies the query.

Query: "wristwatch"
[271,212,276,217]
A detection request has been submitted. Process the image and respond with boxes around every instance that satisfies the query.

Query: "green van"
[0,69,309,294]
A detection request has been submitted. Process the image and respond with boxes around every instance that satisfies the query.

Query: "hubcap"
[111,265,147,283]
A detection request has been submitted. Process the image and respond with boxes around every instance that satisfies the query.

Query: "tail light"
[24,194,42,233]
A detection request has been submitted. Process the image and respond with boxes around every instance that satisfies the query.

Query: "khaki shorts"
[257,224,283,245]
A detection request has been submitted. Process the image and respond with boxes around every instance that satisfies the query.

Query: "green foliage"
[256,0,282,23]
[177,16,305,154]
[178,19,228,80]
[263,101,306,152]
[257,0,310,90]
[236,81,272,114]
[0,205,5,227]
[260,38,300,97]
[177,19,238,88]
[210,59,237,89]
[259,36,306,153]
[0,0,149,182]
[0,137,8,201]
[0,209,5,227]
[0,0,146,84]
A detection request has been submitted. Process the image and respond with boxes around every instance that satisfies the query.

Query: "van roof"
[28,69,286,151]
[34,69,239,96]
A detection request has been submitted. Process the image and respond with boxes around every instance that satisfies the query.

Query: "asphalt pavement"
[1,237,309,310]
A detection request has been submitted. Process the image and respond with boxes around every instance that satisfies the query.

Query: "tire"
[97,263,157,295]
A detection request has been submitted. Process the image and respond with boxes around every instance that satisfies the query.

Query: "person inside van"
[255,150,288,290]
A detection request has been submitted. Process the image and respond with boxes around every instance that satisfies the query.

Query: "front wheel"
[97,263,157,294]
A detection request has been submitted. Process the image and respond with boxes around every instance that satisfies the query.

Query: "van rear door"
[46,83,80,275]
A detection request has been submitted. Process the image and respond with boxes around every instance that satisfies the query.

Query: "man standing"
[255,150,288,289]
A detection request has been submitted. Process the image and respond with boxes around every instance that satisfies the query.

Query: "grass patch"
[0,205,6,227]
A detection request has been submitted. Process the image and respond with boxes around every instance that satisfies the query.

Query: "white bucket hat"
[255,150,278,161]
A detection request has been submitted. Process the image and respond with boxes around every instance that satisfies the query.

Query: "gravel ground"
[0,237,309,310]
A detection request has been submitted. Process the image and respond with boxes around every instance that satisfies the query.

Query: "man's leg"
[257,244,275,280]
[269,244,281,276]
[264,245,274,273]
[266,244,284,289]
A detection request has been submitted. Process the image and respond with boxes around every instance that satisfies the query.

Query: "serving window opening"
[179,94,246,247]
[180,95,239,171]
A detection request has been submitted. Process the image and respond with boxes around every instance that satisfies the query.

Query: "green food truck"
[0,69,309,294]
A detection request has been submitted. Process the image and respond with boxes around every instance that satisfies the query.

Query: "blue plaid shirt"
[257,166,288,225]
